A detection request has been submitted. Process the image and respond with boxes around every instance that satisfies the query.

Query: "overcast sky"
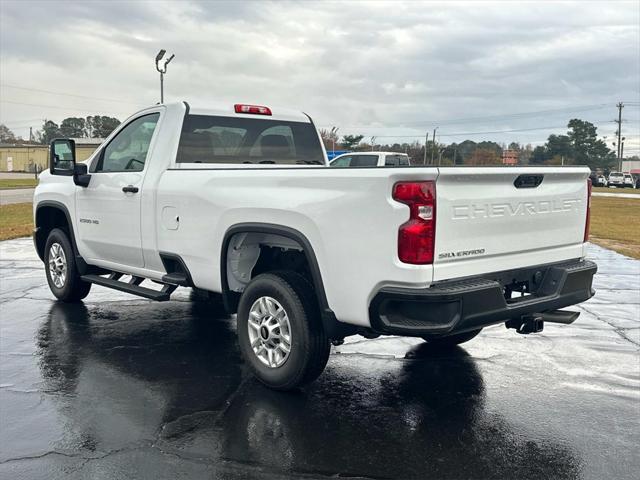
[1,0,639,152]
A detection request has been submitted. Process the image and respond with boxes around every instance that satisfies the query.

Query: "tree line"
[0,116,629,172]
[0,115,121,145]
[321,118,621,171]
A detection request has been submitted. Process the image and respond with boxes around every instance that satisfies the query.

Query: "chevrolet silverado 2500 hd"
[34,102,597,390]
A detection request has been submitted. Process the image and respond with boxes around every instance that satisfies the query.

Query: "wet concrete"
[1,238,639,479]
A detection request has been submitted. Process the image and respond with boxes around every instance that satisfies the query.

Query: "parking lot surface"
[1,238,638,479]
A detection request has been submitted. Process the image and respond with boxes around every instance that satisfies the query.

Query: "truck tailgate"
[433,167,590,282]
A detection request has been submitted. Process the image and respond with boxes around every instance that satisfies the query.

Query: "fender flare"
[220,222,353,339]
[34,200,78,259]
[34,200,92,275]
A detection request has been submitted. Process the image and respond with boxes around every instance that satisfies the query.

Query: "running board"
[81,273,177,301]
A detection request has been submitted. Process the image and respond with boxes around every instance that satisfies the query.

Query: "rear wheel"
[237,271,330,390]
[44,228,91,302]
[422,329,482,348]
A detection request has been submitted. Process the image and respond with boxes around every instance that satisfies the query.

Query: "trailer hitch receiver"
[506,314,544,334]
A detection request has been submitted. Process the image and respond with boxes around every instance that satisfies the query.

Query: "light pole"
[155,49,175,103]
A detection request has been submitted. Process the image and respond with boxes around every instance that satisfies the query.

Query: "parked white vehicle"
[623,173,634,188]
[607,171,625,188]
[330,151,411,167]
[33,102,597,390]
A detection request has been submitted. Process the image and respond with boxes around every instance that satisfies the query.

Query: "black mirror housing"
[50,139,76,176]
[73,163,91,188]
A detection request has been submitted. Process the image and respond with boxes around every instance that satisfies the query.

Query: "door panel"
[75,113,160,268]
[76,172,144,267]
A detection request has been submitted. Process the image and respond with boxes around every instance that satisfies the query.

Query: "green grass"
[0,203,33,241]
[590,196,640,259]
[0,178,38,189]
[593,186,639,195]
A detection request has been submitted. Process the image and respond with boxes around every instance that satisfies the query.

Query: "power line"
[317,103,612,130]
[0,118,43,127]
[401,103,611,127]
[364,121,612,139]
[0,83,146,106]
[0,99,126,115]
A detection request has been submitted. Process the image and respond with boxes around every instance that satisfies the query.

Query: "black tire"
[422,329,482,348]
[237,271,330,391]
[44,228,91,302]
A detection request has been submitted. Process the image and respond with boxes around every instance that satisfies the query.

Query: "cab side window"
[350,155,378,167]
[331,156,352,167]
[94,114,160,172]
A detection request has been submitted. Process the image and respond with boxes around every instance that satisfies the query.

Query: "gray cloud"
[1,0,638,151]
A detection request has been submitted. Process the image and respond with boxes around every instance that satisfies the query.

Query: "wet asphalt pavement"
[1,238,639,480]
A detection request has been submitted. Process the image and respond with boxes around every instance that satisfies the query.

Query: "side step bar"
[81,272,177,301]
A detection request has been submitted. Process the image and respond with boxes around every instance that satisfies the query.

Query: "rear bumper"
[369,259,597,337]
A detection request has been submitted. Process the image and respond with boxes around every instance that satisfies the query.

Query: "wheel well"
[225,232,311,295]
[35,205,71,261]
[221,224,356,340]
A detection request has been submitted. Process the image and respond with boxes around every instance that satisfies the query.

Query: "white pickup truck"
[330,151,411,167]
[34,101,597,390]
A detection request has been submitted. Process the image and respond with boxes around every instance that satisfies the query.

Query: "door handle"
[122,185,139,193]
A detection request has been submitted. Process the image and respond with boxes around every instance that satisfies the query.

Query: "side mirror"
[73,163,91,188]
[50,139,76,176]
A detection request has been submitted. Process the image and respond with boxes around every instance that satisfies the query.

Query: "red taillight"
[584,178,592,242]
[234,104,272,115]
[393,181,436,264]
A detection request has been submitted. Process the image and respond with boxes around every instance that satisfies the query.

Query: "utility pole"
[423,132,429,164]
[430,127,438,165]
[155,49,175,103]
[615,102,624,171]
[453,145,458,165]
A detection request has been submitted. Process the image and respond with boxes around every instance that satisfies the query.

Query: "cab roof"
[172,101,312,123]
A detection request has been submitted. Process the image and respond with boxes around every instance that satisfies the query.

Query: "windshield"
[610,173,623,178]
[177,115,324,165]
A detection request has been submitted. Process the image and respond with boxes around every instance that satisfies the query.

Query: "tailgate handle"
[514,174,543,189]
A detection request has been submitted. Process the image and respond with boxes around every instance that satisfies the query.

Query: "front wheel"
[237,271,330,390]
[44,228,91,302]
[422,329,482,348]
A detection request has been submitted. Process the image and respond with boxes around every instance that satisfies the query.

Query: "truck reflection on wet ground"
[31,302,581,479]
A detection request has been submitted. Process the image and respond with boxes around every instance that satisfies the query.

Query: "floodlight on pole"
[155,49,175,103]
